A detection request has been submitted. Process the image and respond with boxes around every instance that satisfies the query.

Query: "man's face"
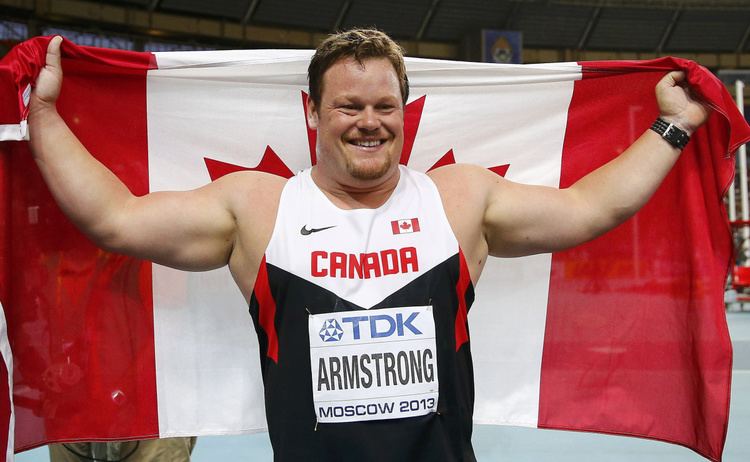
[307,57,404,182]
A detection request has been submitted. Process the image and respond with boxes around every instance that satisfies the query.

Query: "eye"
[338,104,360,115]
[376,104,397,113]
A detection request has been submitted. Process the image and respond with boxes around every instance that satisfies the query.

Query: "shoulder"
[206,170,288,218]
[210,169,288,192]
[427,163,498,183]
[427,163,503,204]
[425,164,497,231]
[209,170,287,198]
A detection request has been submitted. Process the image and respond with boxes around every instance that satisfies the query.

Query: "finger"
[45,36,63,72]
[665,70,685,86]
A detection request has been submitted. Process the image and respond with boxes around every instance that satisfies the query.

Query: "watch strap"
[650,118,690,150]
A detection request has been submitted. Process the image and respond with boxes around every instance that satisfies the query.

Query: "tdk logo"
[319,319,344,342]
[341,312,422,340]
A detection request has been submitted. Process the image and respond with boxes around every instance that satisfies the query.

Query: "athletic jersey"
[249,165,476,462]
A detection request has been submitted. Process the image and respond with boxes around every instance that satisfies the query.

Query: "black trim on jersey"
[248,253,476,462]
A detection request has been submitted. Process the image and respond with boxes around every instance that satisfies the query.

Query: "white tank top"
[265,165,460,309]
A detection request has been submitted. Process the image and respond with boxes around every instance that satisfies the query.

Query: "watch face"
[663,125,689,149]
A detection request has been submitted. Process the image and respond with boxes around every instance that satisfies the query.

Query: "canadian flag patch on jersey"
[391,218,420,235]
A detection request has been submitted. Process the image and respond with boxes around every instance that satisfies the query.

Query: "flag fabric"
[0,303,13,462]
[1,37,749,462]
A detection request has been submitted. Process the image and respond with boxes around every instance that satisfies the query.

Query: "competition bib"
[308,306,439,423]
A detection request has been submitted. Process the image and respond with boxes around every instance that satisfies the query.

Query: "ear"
[306,95,319,129]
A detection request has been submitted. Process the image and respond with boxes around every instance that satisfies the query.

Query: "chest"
[264,170,459,309]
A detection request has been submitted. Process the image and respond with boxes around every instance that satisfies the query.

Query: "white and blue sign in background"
[482,29,522,64]
[309,306,439,423]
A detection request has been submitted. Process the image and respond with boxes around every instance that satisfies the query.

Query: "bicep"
[483,179,600,257]
[99,181,238,271]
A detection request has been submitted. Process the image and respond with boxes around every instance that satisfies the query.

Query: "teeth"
[354,140,381,147]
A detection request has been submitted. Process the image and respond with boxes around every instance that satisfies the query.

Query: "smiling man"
[28,29,708,461]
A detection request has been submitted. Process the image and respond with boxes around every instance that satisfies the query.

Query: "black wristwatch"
[650,118,690,150]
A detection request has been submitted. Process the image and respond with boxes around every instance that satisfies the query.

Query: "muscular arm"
[434,71,709,273]
[27,36,248,271]
[482,71,708,257]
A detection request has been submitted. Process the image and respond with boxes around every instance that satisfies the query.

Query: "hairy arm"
[27,36,253,271]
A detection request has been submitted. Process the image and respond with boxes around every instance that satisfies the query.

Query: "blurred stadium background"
[1,0,749,65]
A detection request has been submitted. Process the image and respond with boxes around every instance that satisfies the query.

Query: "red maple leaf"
[204,145,293,181]
[399,95,426,165]
[204,94,510,180]
[427,149,510,177]
[400,222,411,230]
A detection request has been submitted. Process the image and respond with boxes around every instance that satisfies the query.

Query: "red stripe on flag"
[0,68,14,460]
[391,221,400,235]
[0,145,8,308]
[539,59,734,461]
[0,334,9,462]
[254,257,279,363]
[454,250,471,351]
[4,39,159,450]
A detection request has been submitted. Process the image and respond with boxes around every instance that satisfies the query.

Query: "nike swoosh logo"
[300,225,337,236]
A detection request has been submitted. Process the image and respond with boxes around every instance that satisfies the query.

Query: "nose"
[357,106,380,131]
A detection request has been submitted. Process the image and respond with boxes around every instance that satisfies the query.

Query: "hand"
[655,70,710,135]
[30,36,64,111]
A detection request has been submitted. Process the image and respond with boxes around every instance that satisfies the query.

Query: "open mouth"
[349,139,385,148]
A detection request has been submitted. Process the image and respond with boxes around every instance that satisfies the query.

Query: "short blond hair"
[308,28,409,107]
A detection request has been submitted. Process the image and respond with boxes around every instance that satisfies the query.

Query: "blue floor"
[16,312,750,461]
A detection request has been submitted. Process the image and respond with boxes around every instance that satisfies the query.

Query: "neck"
[310,165,401,209]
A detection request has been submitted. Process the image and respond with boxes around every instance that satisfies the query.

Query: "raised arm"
[485,71,708,257]
[432,70,710,271]
[27,36,249,271]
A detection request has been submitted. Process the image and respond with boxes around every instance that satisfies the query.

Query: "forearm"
[28,105,135,247]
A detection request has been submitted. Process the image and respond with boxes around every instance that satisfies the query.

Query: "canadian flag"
[0,37,748,462]
[391,218,420,234]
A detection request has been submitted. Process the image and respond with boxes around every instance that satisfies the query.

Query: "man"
[29,29,708,461]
